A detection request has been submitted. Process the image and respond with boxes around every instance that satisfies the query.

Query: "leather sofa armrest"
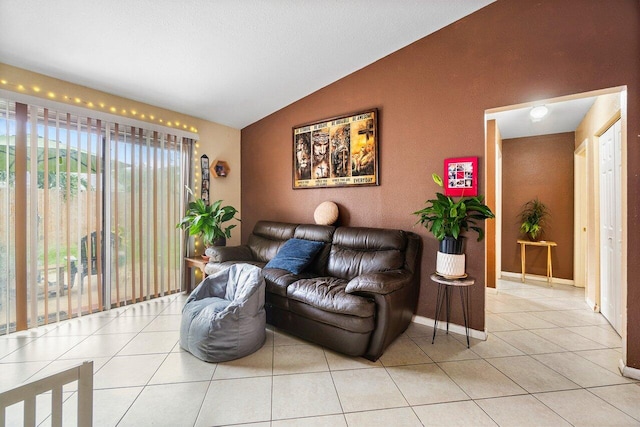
[205,245,254,262]
[345,270,412,295]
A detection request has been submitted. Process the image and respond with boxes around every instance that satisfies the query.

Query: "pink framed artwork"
[444,157,478,197]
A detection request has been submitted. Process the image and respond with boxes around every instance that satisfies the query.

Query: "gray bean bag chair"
[180,263,266,362]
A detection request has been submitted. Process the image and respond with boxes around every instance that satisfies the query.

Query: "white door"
[599,119,622,333]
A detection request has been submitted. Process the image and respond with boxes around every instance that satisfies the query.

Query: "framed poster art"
[444,157,478,197]
[293,109,379,189]
[200,155,210,205]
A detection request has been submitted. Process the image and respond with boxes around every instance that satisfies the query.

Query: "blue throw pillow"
[264,238,325,274]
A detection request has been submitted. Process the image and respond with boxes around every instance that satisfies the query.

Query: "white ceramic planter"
[436,251,466,278]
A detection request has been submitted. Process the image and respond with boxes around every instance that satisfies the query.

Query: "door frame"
[484,86,628,360]
[574,139,588,292]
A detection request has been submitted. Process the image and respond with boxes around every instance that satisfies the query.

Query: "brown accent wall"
[501,133,575,280]
[241,1,640,366]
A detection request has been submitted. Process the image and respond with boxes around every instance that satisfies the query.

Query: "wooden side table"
[184,257,208,293]
[517,239,557,284]
[430,273,475,348]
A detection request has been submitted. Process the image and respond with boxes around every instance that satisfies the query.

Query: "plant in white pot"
[413,173,495,278]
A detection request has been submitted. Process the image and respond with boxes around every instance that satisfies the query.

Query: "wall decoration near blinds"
[200,155,210,205]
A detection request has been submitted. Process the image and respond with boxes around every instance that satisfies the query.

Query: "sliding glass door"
[0,98,192,334]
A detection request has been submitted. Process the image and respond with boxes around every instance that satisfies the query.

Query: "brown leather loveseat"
[204,221,422,361]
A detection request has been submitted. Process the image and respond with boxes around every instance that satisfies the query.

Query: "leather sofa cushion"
[247,221,297,262]
[327,227,407,280]
[288,300,374,333]
[253,220,298,240]
[287,277,375,318]
[293,224,335,242]
[263,268,316,297]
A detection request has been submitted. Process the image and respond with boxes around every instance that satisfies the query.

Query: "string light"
[0,76,199,134]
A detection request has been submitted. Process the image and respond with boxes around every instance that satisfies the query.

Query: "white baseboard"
[500,271,575,286]
[412,315,487,341]
[619,359,640,380]
[585,296,599,312]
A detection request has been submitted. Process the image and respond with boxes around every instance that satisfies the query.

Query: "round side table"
[430,273,475,348]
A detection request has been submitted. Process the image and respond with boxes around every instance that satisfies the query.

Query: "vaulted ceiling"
[0,0,494,129]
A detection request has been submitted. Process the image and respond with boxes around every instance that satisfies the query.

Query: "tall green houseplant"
[414,173,495,248]
[519,198,549,241]
[413,172,494,278]
[177,197,240,248]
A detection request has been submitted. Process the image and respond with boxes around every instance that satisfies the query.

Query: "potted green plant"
[413,173,495,277]
[519,198,548,241]
[177,196,240,258]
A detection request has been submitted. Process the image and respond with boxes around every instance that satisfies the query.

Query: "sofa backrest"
[327,227,407,280]
[247,222,417,280]
[247,221,297,262]
[293,224,336,275]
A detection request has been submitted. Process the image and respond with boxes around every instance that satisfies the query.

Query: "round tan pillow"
[314,201,339,225]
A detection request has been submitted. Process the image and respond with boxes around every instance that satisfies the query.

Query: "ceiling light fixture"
[530,105,549,121]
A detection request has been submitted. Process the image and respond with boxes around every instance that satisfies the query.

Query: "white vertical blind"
[1,101,13,330]
[28,110,38,325]
[0,96,193,333]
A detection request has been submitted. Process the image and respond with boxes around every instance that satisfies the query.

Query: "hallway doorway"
[484,86,628,347]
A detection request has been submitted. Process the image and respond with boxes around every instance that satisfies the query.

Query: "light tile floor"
[1,278,639,426]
